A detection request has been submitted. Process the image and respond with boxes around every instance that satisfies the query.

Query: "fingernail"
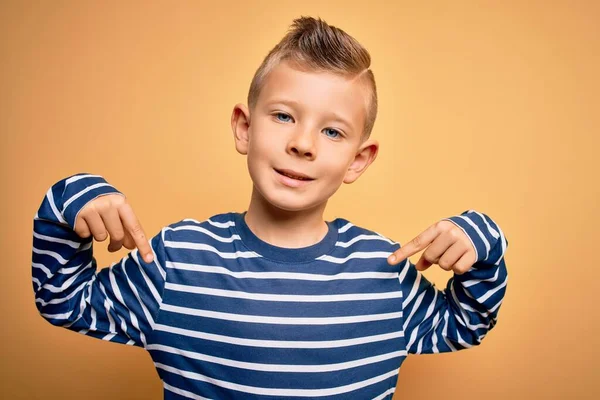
[389,255,396,263]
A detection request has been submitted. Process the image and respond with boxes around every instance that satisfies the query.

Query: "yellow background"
[1,1,598,399]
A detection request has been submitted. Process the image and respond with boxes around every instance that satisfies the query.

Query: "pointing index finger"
[389,224,439,265]
[119,203,154,263]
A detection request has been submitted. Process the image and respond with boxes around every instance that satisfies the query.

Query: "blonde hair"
[247,16,378,141]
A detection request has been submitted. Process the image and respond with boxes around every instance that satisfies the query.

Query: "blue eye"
[275,113,292,123]
[323,128,340,139]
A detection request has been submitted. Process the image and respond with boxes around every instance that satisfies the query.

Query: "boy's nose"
[287,130,316,160]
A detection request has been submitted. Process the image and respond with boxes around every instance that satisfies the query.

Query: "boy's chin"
[269,199,322,213]
[250,182,334,214]
[263,194,329,214]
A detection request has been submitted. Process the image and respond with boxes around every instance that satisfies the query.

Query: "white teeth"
[277,169,311,180]
[280,171,308,180]
[284,173,305,180]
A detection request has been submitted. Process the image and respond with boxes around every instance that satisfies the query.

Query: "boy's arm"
[32,174,167,347]
[396,210,508,354]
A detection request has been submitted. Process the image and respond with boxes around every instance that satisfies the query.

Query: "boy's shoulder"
[159,211,239,239]
[328,215,401,253]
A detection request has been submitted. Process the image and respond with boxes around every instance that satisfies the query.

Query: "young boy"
[32,16,508,399]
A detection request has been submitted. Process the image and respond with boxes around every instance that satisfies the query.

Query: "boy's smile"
[274,168,315,188]
[232,60,379,215]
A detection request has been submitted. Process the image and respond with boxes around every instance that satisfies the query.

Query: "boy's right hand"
[74,194,154,263]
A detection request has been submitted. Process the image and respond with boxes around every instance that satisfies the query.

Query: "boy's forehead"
[259,61,369,131]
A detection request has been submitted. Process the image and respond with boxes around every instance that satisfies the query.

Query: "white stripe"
[335,234,395,248]
[45,188,67,224]
[162,304,402,325]
[65,174,103,186]
[32,247,68,265]
[102,333,116,341]
[445,218,479,261]
[164,241,261,259]
[32,262,52,278]
[148,344,406,373]
[316,251,392,264]
[431,312,440,353]
[166,262,399,281]
[207,218,235,228]
[105,267,139,345]
[372,387,396,400]
[33,231,79,248]
[64,277,94,327]
[59,263,87,274]
[441,311,457,351]
[155,230,168,280]
[155,363,399,397]
[482,211,507,265]
[90,300,98,330]
[121,257,156,333]
[35,280,87,306]
[462,267,500,287]
[457,215,491,259]
[97,280,130,339]
[403,290,426,332]
[492,220,508,265]
[32,277,41,290]
[164,382,212,400]
[62,182,114,211]
[402,272,421,308]
[477,276,508,303]
[458,300,491,318]
[132,251,162,305]
[406,290,441,354]
[489,297,504,313]
[374,231,398,245]
[338,222,354,233]
[468,210,499,239]
[453,324,473,348]
[398,259,410,283]
[450,284,475,330]
[108,266,145,344]
[165,283,402,302]
[166,225,241,243]
[104,297,116,334]
[154,324,404,349]
[133,232,166,282]
[40,262,93,293]
[41,311,72,319]
[76,241,93,252]
[450,284,490,331]
[416,307,441,354]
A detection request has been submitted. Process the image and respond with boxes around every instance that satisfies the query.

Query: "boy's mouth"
[274,168,314,181]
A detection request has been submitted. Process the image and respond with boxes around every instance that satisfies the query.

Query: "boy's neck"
[244,188,329,249]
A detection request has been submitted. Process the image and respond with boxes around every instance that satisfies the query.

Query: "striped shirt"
[32,173,508,399]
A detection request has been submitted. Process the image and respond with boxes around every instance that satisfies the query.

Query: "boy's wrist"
[58,173,124,228]
[443,210,504,266]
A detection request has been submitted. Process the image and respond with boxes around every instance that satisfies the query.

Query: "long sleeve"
[32,173,168,347]
[398,209,508,354]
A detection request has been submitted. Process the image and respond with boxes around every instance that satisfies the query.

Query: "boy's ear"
[231,103,251,155]
[343,139,379,184]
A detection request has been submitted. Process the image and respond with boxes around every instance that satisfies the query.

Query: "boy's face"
[231,61,379,214]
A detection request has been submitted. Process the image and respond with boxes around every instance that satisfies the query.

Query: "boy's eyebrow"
[266,98,355,132]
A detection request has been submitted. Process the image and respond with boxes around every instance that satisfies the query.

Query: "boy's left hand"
[387,220,477,275]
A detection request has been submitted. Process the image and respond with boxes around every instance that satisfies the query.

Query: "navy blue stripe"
[156,312,404,342]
